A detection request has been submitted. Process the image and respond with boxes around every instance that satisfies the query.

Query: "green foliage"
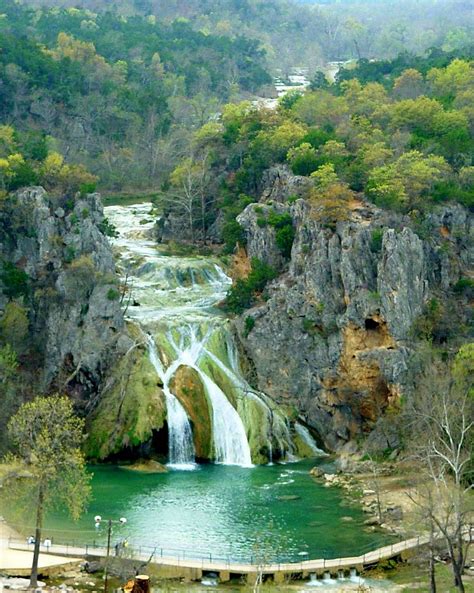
[79,182,97,196]
[370,228,384,253]
[0,1,272,191]
[0,344,19,454]
[0,302,29,354]
[225,258,277,314]
[222,219,246,254]
[106,288,120,301]
[3,395,91,576]
[98,217,118,238]
[453,277,474,298]
[254,210,295,258]
[244,315,255,337]
[275,225,295,258]
[0,261,29,299]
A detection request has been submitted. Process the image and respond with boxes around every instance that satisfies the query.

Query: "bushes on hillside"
[225,258,277,314]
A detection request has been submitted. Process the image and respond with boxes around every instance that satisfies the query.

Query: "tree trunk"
[429,548,437,593]
[452,560,465,593]
[30,485,44,587]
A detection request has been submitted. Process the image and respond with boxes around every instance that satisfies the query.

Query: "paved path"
[0,546,81,572]
[7,534,431,575]
[0,522,81,573]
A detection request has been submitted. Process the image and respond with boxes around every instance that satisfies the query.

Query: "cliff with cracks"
[232,166,473,453]
[0,187,127,394]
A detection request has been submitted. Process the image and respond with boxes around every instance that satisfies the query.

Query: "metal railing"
[6,533,421,569]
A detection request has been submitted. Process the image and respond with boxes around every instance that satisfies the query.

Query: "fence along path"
[7,534,433,575]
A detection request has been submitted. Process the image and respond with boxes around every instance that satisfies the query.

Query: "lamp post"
[94,515,127,593]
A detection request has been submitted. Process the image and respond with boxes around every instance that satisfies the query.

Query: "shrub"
[370,228,384,253]
[244,315,255,337]
[107,288,120,301]
[98,218,118,238]
[275,225,295,258]
[0,261,30,300]
[453,277,474,298]
[0,301,29,353]
[225,258,277,314]
[222,219,246,254]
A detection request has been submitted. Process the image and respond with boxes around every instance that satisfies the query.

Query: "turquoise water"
[41,461,393,564]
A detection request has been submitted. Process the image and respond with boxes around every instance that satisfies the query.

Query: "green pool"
[39,461,392,564]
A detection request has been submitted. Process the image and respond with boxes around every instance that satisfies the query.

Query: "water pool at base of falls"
[39,460,393,564]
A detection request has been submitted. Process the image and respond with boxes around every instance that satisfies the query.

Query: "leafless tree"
[404,356,473,593]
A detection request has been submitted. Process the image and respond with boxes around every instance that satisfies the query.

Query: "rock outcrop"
[0,187,125,402]
[234,167,473,452]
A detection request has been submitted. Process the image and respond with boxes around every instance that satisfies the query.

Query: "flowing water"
[105,203,304,466]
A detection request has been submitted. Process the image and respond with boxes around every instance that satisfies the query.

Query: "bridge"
[5,535,433,584]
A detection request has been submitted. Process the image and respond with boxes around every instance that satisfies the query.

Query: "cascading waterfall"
[147,336,196,468]
[199,373,252,466]
[105,202,314,467]
[165,324,252,466]
[295,423,327,457]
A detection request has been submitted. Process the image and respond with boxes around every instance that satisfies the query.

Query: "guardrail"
[5,527,472,574]
[5,534,412,568]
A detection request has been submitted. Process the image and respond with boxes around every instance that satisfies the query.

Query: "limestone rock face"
[0,187,124,397]
[169,365,212,460]
[234,168,472,452]
[237,203,288,270]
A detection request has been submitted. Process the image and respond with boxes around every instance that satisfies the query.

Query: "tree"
[0,344,19,454]
[166,153,212,242]
[309,163,353,228]
[405,347,473,593]
[309,71,329,91]
[367,150,451,210]
[5,396,91,587]
[392,69,426,100]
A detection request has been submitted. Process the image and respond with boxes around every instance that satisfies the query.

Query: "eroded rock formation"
[234,167,472,452]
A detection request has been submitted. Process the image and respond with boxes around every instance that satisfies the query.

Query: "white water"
[295,423,328,457]
[106,203,255,467]
[199,373,252,466]
[147,336,196,469]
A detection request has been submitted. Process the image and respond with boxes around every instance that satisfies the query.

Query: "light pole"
[94,515,127,593]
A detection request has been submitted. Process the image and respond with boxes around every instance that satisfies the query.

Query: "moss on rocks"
[85,342,166,460]
[169,365,212,460]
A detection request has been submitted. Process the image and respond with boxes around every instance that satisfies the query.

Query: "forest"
[0,1,473,592]
[0,0,472,196]
[161,48,474,255]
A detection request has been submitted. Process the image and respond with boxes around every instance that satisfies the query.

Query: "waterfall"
[199,373,252,466]
[295,423,327,457]
[105,203,297,467]
[147,337,196,469]
[203,346,294,459]
[167,324,253,467]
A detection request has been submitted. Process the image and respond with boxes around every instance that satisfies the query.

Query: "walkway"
[6,529,472,582]
[5,534,432,582]
[0,519,81,576]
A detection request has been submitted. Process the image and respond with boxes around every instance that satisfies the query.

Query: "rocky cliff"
[0,187,125,405]
[233,166,473,453]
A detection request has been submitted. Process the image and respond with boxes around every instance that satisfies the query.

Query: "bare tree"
[405,351,473,593]
[162,151,213,243]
